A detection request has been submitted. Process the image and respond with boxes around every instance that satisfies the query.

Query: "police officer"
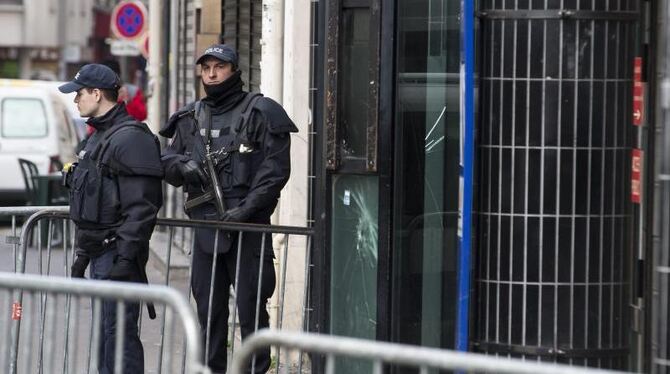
[161,44,297,373]
[59,63,163,374]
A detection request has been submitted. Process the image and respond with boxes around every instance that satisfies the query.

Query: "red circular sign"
[112,1,146,39]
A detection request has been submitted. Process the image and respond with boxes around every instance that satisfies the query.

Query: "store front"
[311,1,474,372]
[311,1,650,372]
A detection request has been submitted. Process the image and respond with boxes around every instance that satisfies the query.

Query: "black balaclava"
[201,69,245,112]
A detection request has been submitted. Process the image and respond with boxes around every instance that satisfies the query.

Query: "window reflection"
[339,8,370,163]
[392,0,461,357]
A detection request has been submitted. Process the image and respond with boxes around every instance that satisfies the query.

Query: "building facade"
[0,0,96,80]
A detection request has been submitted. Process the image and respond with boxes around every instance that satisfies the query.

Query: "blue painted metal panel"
[456,0,475,352]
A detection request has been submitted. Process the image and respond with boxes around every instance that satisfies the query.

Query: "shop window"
[325,0,379,172]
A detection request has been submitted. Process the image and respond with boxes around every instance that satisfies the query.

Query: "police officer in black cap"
[161,44,297,373]
[59,63,163,373]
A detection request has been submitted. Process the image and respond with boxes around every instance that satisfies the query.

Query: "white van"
[0,85,80,203]
[0,79,87,138]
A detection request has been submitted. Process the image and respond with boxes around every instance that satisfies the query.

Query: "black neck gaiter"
[201,70,245,112]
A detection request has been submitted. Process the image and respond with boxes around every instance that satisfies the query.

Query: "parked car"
[0,84,81,204]
[0,79,87,138]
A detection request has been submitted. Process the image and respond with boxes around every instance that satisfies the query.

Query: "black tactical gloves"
[109,256,136,281]
[71,255,90,278]
[179,159,208,187]
[220,206,252,222]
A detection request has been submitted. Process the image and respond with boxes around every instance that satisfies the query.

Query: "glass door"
[324,0,381,373]
[391,0,462,352]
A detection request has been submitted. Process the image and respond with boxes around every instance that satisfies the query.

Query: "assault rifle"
[183,98,255,217]
[183,144,231,217]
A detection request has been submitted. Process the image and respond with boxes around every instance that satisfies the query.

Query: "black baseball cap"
[196,44,238,66]
[58,64,121,94]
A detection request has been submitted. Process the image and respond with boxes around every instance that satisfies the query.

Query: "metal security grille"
[222,0,262,92]
[475,1,637,369]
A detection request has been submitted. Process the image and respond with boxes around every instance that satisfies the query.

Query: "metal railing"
[0,206,314,373]
[232,329,629,374]
[0,271,207,374]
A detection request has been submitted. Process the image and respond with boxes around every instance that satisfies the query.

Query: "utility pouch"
[62,162,78,188]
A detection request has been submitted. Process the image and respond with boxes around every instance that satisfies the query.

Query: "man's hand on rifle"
[220,206,252,222]
[180,159,208,187]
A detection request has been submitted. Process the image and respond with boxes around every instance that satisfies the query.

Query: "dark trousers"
[191,231,276,373]
[90,249,144,374]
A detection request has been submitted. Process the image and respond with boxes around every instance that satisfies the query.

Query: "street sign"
[110,39,141,56]
[633,57,644,126]
[110,1,147,40]
[631,148,643,204]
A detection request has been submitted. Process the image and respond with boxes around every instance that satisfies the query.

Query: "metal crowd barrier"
[0,271,207,374]
[0,206,314,373]
[232,330,629,374]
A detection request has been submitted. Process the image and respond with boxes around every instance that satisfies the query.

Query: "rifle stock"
[182,155,227,217]
[184,190,214,211]
[187,102,228,217]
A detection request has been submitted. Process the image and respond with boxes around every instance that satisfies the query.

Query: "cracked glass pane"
[330,174,378,373]
[392,0,461,358]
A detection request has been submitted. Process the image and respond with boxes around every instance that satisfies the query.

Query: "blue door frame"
[456,0,475,352]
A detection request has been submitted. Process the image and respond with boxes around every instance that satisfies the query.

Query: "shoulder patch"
[160,102,196,138]
[255,97,298,134]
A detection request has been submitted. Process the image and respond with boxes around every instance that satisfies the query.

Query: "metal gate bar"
[1,206,314,373]
[0,271,206,374]
[232,329,629,374]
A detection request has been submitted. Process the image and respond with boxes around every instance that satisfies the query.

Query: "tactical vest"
[185,93,263,198]
[69,122,156,227]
